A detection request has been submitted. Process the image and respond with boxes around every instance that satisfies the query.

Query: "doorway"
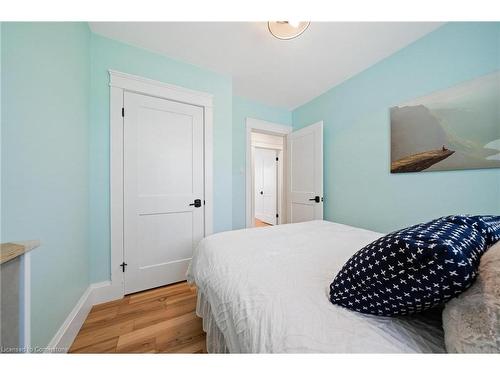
[252,132,284,226]
[245,118,324,229]
[245,118,292,228]
[109,70,213,301]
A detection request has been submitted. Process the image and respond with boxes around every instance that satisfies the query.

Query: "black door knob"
[309,196,320,203]
[260,191,263,195]
[189,199,202,208]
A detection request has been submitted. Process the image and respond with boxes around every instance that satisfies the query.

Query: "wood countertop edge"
[1,240,41,265]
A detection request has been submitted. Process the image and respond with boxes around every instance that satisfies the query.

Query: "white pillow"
[442,241,500,353]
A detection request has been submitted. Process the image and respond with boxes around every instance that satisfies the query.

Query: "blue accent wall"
[1,22,91,348]
[293,22,500,233]
[89,34,233,282]
[232,96,291,229]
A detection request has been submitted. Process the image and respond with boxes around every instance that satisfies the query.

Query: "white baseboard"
[45,281,123,353]
[45,285,93,353]
[91,280,124,306]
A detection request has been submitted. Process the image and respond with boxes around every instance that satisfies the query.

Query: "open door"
[287,121,323,223]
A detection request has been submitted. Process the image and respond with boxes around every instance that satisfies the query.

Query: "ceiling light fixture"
[268,21,310,40]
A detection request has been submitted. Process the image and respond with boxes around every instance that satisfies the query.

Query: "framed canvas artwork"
[390,70,500,173]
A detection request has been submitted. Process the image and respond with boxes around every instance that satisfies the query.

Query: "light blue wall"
[3,21,499,347]
[1,22,90,348]
[232,96,292,229]
[293,22,500,233]
[0,22,2,241]
[89,34,233,282]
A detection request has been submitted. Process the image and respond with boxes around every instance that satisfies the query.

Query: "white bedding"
[187,220,445,353]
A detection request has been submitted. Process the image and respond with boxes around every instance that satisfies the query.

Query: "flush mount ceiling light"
[268,21,310,40]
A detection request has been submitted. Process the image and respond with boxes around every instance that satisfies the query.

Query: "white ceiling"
[89,22,443,109]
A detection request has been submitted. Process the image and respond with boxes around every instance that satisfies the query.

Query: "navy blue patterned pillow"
[478,215,500,245]
[329,215,498,316]
[448,215,500,246]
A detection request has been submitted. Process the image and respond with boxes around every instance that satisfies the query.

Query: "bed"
[187,220,446,353]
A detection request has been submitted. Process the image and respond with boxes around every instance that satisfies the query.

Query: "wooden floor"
[69,281,207,353]
[255,218,272,227]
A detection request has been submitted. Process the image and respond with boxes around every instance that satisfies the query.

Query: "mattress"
[187,220,445,353]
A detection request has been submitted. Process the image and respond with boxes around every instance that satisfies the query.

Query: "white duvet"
[187,220,445,353]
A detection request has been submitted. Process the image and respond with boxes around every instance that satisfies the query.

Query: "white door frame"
[108,70,213,300]
[245,118,292,228]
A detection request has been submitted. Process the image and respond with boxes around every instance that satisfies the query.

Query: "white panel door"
[123,91,204,294]
[254,148,277,225]
[287,122,323,223]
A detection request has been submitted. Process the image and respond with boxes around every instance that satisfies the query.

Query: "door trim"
[245,118,292,228]
[109,70,213,300]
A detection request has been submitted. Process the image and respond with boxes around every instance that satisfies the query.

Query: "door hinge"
[122,107,125,117]
[276,213,279,218]
[120,262,127,272]
[203,200,206,205]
